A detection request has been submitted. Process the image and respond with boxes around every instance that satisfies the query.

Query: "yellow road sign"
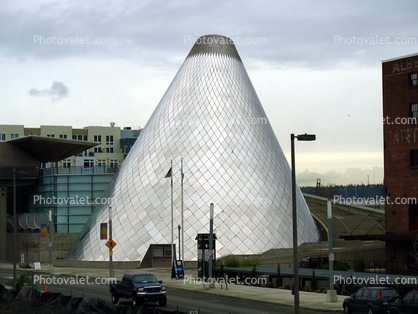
[106,239,116,250]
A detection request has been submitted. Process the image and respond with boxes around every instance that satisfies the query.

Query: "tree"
[310,270,317,291]
[276,264,282,287]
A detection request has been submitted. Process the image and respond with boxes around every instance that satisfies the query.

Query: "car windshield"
[132,275,158,284]
[380,289,399,298]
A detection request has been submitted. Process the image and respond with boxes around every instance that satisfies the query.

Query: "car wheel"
[111,290,119,304]
[132,294,143,308]
[367,307,374,314]
[343,303,351,314]
[159,296,167,307]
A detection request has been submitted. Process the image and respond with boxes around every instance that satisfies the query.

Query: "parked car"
[342,287,400,314]
[299,256,328,268]
[110,273,167,307]
[389,289,418,314]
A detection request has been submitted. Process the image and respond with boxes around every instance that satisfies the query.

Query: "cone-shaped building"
[68,35,319,262]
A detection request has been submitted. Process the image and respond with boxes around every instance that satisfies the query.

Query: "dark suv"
[343,287,400,314]
[299,256,328,268]
[389,289,418,313]
[110,273,167,307]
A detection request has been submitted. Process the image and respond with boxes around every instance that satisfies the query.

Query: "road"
[0,269,324,314]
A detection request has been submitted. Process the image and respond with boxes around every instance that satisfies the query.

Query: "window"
[411,150,418,167]
[410,72,418,87]
[106,135,113,145]
[411,103,418,119]
[109,159,118,168]
[0,134,6,141]
[164,247,172,257]
[97,159,106,166]
[93,135,101,142]
[59,134,67,139]
[106,147,114,153]
[47,134,55,138]
[62,159,71,168]
[72,135,87,141]
[362,289,370,298]
[84,159,94,168]
[403,291,414,304]
[10,134,18,139]
[94,147,101,153]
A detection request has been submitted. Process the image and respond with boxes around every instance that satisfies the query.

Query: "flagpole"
[181,158,184,263]
[171,159,174,266]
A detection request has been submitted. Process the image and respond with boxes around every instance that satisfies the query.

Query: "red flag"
[165,167,172,178]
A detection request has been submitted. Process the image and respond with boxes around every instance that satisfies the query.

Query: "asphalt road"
[0,269,323,314]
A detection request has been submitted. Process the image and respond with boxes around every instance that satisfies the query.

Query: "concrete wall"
[6,232,79,263]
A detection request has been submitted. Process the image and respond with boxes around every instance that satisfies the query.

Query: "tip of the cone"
[186,34,242,62]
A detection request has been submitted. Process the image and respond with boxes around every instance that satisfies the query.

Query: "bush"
[284,283,291,290]
[249,265,257,281]
[310,270,318,291]
[267,282,275,288]
[7,273,31,290]
[224,257,240,267]
[346,274,355,294]
[353,257,366,272]
[276,264,282,287]
[241,258,259,267]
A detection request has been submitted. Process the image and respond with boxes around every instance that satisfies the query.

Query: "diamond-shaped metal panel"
[67,34,319,262]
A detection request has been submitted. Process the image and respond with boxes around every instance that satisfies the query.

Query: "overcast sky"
[1,0,417,186]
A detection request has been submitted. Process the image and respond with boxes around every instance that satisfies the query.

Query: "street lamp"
[291,133,315,314]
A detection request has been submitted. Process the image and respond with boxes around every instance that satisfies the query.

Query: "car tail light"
[137,288,144,292]
[377,290,380,298]
[162,287,166,292]
[308,258,311,266]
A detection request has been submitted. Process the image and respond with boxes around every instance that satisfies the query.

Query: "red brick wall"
[383,55,418,235]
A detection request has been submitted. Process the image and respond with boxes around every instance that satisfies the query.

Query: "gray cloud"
[1,1,417,69]
[29,81,69,101]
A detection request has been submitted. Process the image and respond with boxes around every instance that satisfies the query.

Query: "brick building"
[383,53,418,273]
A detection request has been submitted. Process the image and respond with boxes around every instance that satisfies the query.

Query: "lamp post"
[291,133,315,314]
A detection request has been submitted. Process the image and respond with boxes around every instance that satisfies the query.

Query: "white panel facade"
[67,34,319,262]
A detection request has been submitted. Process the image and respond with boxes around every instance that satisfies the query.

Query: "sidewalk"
[0,262,346,312]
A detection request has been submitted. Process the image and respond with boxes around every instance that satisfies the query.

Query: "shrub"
[249,265,257,281]
[267,282,275,288]
[353,257,366,272]
[241,258,259,267]
[276,264,282,287]
[342,289,349,296]
[284,283,291,290]
[310,270,318,291]
[7,273,31,290]
[224,257,240,267]
[303,286,309,292]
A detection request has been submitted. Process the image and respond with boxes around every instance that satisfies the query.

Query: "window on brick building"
[411,103,418,119]
[410,72,418,87]
[412,150,418,167]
